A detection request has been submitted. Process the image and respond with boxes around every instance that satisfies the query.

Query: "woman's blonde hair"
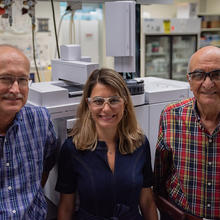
[69,68,144,154]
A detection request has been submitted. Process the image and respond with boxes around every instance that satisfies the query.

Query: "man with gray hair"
[0,45,57,219]
[154,46,220,220]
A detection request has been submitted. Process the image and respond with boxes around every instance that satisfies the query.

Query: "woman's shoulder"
[137,135,150,153]
[139,135,150,147]
[60,136,77,154]
[143,135,150,145]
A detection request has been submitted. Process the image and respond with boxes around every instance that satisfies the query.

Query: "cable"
[69,11,74,44]
[69,10,76,44]
[50,0,60,58]
[32,24,40,82]
[54,10,71,58]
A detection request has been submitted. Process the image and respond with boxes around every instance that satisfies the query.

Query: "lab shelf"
[201,28,220,32]
[146,53,165,56]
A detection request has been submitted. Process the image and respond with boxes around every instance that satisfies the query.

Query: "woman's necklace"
[107,151,113,155]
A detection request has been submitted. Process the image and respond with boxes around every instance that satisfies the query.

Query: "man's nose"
[202,75,214,89]
[9,80,20,93]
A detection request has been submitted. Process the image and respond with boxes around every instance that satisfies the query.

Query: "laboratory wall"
[0,1,60,82]
[201,0,220,14]
[141,0,200,18]
[35,1,60,62]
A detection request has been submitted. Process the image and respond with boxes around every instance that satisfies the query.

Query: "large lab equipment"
[29,44,99,107]
[142,18,201,81]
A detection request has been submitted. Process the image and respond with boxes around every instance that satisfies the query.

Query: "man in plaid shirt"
[0,45,57,219]
[154,46,220,220]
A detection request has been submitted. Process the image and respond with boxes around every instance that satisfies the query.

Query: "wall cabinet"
[198,14,220,47]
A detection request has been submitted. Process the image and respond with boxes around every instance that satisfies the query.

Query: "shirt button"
[207,204,211,207]
[6,163,10,167]
[8,186,12,190]
[208,162,212,166]
[209,138,212,143]
[12,210,16,214]
[208,182,211,186]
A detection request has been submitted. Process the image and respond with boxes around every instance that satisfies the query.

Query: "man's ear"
[186,74,193,91]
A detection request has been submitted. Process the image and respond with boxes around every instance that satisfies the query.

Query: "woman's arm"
[57,193,75,220]
[140,187,158,220]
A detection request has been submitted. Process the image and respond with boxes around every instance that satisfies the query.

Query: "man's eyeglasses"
[87,96,123,108]
[0,75,29,88]
[188,69,220,82]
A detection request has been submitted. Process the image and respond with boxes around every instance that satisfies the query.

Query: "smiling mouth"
[201,91,216,95]
[99,115,116,119]
[3,98,22,102]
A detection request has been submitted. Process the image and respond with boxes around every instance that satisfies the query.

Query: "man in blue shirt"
[0,44,57,219]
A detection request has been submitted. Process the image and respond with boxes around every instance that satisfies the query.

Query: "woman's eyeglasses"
[87,96,123,108]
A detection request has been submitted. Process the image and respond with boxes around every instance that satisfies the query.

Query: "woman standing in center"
[56,68,158,220]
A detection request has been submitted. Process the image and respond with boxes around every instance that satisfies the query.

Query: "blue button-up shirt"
[0,105,57,219]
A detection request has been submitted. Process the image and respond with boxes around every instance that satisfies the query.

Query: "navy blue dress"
[55,136,153,220]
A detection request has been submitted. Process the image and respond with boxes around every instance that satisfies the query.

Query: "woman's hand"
[57,193,75,220]
[140,187,158,220]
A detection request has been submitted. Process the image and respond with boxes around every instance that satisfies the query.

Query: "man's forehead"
[190,51,220,70]
[0,46,28,60]
[0,49,30,70]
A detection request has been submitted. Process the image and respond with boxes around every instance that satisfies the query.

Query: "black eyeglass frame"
[187,69,220,81]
